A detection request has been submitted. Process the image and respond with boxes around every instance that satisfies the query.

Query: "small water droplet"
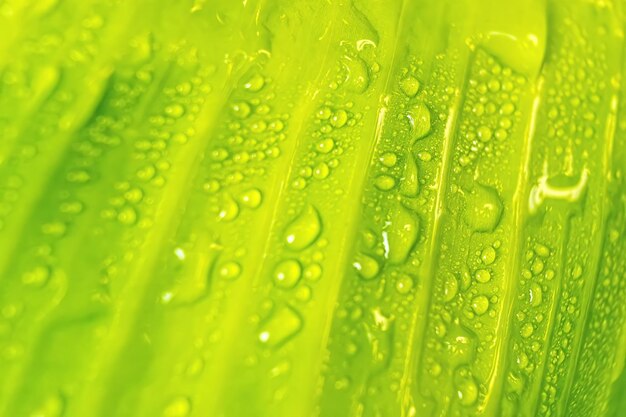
[342,56,370,93]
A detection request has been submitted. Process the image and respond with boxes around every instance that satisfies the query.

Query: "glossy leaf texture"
[0,0,625,417]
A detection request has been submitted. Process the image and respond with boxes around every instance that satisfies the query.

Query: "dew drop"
[316,138,335,154]
[330,109,348,128]
[471,295,489,315]
[218,261,242,280]
[464,184,503,233]
[385,203,419,264]
[258,305,303,347]
[273,259,302,289]
[407,103,431,141]
[243,73,265,92]
[238,188,263,209]
[456,377,479,406]
[218,194,239,221]
[395,274,414,294]
[400,152,419,197]
[374,175,396,191]
[284,205,322,251]
[400,76,420,97]
[353,254,380,280]
[481,246,497,265]
[475,269,492,283]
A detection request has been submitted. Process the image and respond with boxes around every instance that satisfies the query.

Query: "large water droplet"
[284,205,322,251]
[456,376,479,406]
[342,56,370,93]
[407,103,431,141]
[464,184,503,233]
[385,203,419,264]
[273,259,302,289]
[400,76,420,97]
[400,152,419,197]
[258,305,303,347]
[353,253,380,280]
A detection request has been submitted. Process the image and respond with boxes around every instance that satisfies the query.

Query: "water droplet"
[238,188,263,209]
[400,76,420,97]
[520,323,534,338]
[342,56,370,93]
[316,106,332,120]
[395,274,414,294]
[353,254,380,280]
[243,73,265,92]
[456,377,479,406]
[165,103,185,118]
[407,103,431,141]
[475,269,492,283]
[273,259,302,289]
[464,184,503,232]
[219,261,242,280]
[218,194,239,221]
[477,126,492,142]
[284,205,322,251]
[258,305,302,347]
[22,266,51,287]
[374,175,396,191]
[379,152,397,167]
[118,206,138,225]
[231,101,251,119]
[481,246,496,265]
[385,203,419,264]
[534,243,550,258]
[313,162,330,179]
[330,109,348,128]
[316,138,335,154]
[529,283,542,307]
[471,295,489,315]
[443,273,459,301]
[400,152,419,197]
[529,168,589,214]
[163,396,191,417]
[303,263,322,281]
